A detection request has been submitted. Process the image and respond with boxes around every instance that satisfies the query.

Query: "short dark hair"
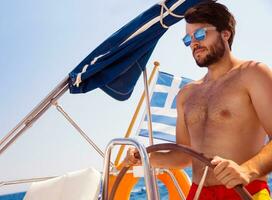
[184,1,236,49]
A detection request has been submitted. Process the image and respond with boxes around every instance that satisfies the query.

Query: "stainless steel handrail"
[142,68,160,198]
[0,75,117,189]
[0,176,57,188]
[142,69,154,146]
[101,138,159,200]
[0,76,69,156]
[0,75,113,167]
[53,102,115,168]
[162,169,187,200]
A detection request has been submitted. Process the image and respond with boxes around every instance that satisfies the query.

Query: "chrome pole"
[0,176,57,188]
[143,68,160,199]
[54,102,115,168]
[162,169,187,200]
[0,76,69,155]
[143,69,154,146]
[102,138,159,200]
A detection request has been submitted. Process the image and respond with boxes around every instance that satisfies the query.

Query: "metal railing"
[162,169,187,200]
[0,176,57,188]
[0,77,69,156]
[102,138,159,200]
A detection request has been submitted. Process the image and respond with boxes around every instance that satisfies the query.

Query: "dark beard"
[194,37,225,67]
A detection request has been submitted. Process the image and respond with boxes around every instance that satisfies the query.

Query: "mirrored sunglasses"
[183,27,216,47]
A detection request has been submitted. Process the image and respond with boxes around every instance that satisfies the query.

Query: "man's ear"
[221,30,231,42]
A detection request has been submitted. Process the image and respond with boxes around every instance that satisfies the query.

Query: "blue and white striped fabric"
[138,71,192,142]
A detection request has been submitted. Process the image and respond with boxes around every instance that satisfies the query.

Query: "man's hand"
[123,147,142,167]
[211,156,252,189]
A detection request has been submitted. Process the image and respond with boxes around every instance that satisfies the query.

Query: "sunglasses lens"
[194,28,206,41]
[183,34,191,46]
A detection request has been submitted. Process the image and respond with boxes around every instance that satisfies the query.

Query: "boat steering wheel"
[108,143,253,200]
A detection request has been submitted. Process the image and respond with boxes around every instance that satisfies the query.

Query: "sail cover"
[69,0,204,100]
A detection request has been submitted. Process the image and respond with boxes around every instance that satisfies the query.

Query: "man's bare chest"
[183,77,249,126]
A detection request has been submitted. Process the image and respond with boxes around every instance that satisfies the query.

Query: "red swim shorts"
[186,180,270,200]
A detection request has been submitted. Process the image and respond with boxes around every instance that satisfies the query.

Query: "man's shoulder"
[177,80,200,102]
[240,61,271,82]
[240,60,270,73]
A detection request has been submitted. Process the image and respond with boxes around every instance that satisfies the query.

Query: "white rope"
[73,51,111,87]
[121,0,185,45]
[162,2,184,18]
[91,52,109,65]
[73,0,185,87]
[73,64,89,87]
[193,166,209,200]
[160,3,169,29]
[159,0,184,29]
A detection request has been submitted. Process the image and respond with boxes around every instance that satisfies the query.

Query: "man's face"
[185,23,226,67]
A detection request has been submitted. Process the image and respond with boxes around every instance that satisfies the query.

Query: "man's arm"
[241,62,272,178]
[212,62,272,188]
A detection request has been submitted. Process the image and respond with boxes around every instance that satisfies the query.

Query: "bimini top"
[69,0,204,101]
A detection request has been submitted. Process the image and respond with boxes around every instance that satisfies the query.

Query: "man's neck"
[205,53,241,81]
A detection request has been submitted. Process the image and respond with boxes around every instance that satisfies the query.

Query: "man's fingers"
[215,167,233,181]
[217,174,242,189]
[213,160,229,176]
[128,148,137,158]
[219,172,237,185]
[128,154,138,163]
[210,157,251,188]
[125,147,141,166]
[211,156,223,165]
[225,178,243,189]
[136,159,142,165]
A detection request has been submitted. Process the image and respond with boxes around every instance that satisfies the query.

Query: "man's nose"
[191,40,200,51]
[190,36,200,48]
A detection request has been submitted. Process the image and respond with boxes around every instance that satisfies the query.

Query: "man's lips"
[193,48,206,55]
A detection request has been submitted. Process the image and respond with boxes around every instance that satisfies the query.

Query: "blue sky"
[0,0,272,194]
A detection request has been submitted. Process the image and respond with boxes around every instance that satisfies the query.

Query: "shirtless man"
[125,2,272,199]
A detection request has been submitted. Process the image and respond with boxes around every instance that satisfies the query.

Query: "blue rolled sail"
[69,0,205,100]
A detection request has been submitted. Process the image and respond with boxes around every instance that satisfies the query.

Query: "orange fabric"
[157,169,191,199]
[186,180,270,200]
